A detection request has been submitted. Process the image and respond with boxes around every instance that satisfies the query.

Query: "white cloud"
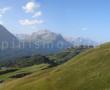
[20,1,44,26]
[32,11,42,18]
[0,7,11,17]
[19,19,44,26]
[23,2,40,13]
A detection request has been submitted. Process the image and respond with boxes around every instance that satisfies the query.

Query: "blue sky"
[0,0,110,42]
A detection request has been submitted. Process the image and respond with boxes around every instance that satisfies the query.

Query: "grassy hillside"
[0,64,48,81]
[0,43,110,90]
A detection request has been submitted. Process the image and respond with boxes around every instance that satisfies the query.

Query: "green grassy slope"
[1,43,110,90]
[0,64,48,81]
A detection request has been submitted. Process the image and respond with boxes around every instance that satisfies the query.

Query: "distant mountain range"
[16,30,97,47]
[0,24,97,61]
[65,37,97,46]
[26,30,71,48]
